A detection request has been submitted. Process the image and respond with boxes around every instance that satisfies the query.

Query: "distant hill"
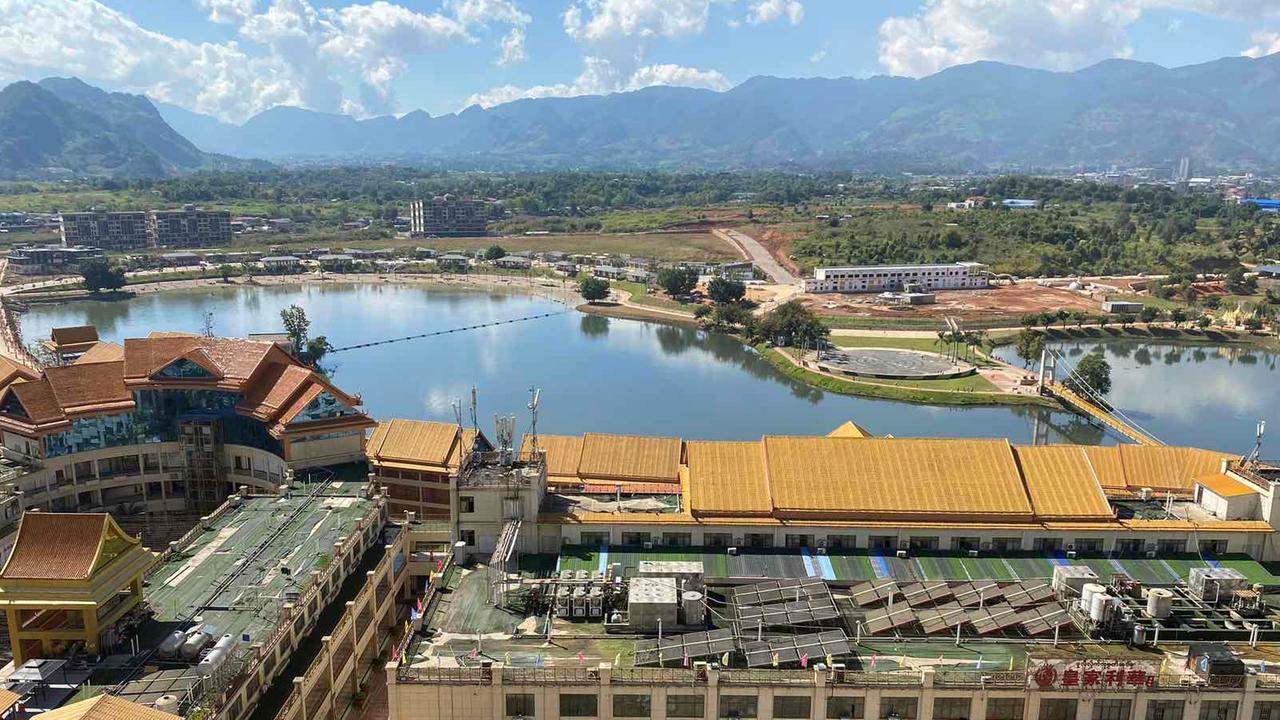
[0,78,260,179]
[156,53,1280,172]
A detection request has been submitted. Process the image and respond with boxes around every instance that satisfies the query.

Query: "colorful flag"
[470,647,479,659]
[615,653,622,667]
[1009,656,1015,671]
[800,653,809,669]
[721,652,730,667]
[870,655,877,670]
[577,650,585,665]
[503,651,512,665]
[771,652,780,668]
[535,653,544,667]
[682,649,689,667]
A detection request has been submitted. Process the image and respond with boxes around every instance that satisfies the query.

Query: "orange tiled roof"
[1,513,114,580]
[73,341,126,365]
[37,694,180,720]
[50,325,99,350]
[1014,445,1115,520]
[368,419,462,467]
[44,361,133,415]
[8,380,67,425]
[577,433,681,483]
[521,434,584,478]
[685,440,771,516]
[122,336,278,384]
[239,363,314,420]
[0,355,39,385]
[1196,473,1259,499]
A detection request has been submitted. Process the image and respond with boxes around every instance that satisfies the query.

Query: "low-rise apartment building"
[804,262,989,294]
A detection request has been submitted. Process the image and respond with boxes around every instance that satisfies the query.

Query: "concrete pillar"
[385,661,400,720]
[707,665,720,720]
[293,677,309,720]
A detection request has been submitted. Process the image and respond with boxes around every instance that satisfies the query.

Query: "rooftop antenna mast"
[1244,420,1267,467]
[495,414,516,466]
[527,387,541,454]
[202,310,215,338]
[469,386,480,456]
[451,399,463,429]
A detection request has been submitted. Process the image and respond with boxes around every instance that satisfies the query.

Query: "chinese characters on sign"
[1028,660,1161,690]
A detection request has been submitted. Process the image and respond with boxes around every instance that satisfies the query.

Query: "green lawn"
[609,280,695,314]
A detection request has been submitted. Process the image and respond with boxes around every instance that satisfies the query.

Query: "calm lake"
[17,283,1276,456]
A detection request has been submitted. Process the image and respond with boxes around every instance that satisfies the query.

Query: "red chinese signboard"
[1028,659,1161,690]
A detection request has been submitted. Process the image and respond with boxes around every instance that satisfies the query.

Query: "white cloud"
[197,0,258,24]
[627,63,729,90]
[746,0,803,26]
[446,0,530,26]
[1244,30,1280,57]
[563,0,717,46]
[498,27,527,65]
[809,41,828,64]
[464,55,726,107]
[877,0,1280,78]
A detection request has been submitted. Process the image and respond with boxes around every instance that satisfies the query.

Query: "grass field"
[609,280,697,313]
[540,546,1280,586]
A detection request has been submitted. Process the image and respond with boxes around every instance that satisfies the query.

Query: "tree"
[1196,315,1212,330]
[218,264,238,282]
[1170,307,1188,327]
[692,304,713,321]
[1226,267,1257,295]
[1116,313,1135,328]
[712,303,752,329]
[1019,314,1040,329]
[706,277,746,305]
[80,260,126,293]
[1065,350,1112,398]
[752,300,828,347]
[304,336,333,366]
[483,245,507,261]
[280,305,311,355]
[1138,305,1161,324]
[1013,329,1045,368]
[657,267,698,298]
[1243,316,1264,334]
[577,276,610,303]
[1055,309,1071,327]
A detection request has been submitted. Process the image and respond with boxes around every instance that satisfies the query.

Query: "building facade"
[7,246,105,275]
[59,210,149,251]
[803,263,989,294]
[410,196,489,237]
[146,207,232,248]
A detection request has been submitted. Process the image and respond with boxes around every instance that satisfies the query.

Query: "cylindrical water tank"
[1080,583,1104,612]
[198,635,237,676]
[1089,592,1111,622]
[155,695,180,713]
[180,631,210,659]
[159,630,187,655]
[681,591,705,626]
[1132,625,1148,646]
[1146,588,1174,618]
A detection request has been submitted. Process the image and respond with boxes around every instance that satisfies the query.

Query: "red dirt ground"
[799,284,1102,323]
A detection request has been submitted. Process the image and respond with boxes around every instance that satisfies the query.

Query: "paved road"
[714,228,797,285]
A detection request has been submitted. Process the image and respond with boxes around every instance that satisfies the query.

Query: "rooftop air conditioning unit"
[896,549,908,559]
[1146,550,1158,559]
[642,541,653,550]
[1067,551,1077,559]
[727,547,738,556]
[968,550,979,558]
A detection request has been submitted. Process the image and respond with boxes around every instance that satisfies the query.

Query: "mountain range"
[0,78,258,179]
[5,53,1280,177]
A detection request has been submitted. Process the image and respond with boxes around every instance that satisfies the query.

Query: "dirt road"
[714,228,798,285]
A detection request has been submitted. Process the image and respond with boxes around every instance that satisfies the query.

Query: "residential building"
[1103,300,1145,314]
[804,262,989,294]
[6,246,105,275]
[146,206,232,248]
[593,265,626,279]
[1002,198,1040,209]
[494,255,533,270]
[59,210,149,251]
[260,255,302,272]
[317,253,354,272]
[409,195,489,237]
[438,253,471,272]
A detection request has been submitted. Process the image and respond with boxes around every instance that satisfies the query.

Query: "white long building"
[803,261,989,293]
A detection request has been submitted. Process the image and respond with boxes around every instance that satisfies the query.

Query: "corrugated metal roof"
[1014,446,1114,520]
[577,433,681,482]
[521,434,583,478]
[685,441,771,516]
[38,695,181,720]
[763,437,1033,520]
[1083,446,1127,489]
[1196,473,1259,499]
[366,419,459,466]
[827,420,873,438]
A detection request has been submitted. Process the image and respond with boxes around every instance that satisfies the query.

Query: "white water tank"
[155,695,180,713]
[180,630,210,659]
[198,634,237,677]
[1146,588,1174,618]
[159,630,187,655]
[1089,592,1112,622]
[1080,583,1105,612]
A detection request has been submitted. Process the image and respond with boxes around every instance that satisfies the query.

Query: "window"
[935,698,970,720]
[580,532,609,546]
[1200,702,1237,720]
[667,695,705,718]
[459,496,475,513]
[785,534,813,549]
[1033,538,1063,552]
[614,695,651,718]
[1093,700,1132,720]
[773,696,811,719]
[1075,538,1104,553]
[705,533,732,547]
[745,534,773,548]
[663,533,692,547]
[1040,700,1077,720]
[991,537,1021,552]
[909,537,939,551]
[952,537,980,551]
[1157,539,1187,554]
[1115,539,1144,555]
[506,694,535,718]
[1199,539,1229,555]
[828,535,857,550]
[622,532,650,546]
[868,536,897,550]
[143,454,160,473]
[459,530,476,546]
[1147,701,1183,720]
[826,697,865,719]
[719,695,758,719]
[1254,702,1280,720]
[560,694,598,718]
[881,698,917,719]
[73,460,94,480]
[986,699,1024,720]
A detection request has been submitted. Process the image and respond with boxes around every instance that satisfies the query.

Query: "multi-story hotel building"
[59,210,149,251]
[803,262,989,294]
[146,206,233,248]
[409,195,489,236]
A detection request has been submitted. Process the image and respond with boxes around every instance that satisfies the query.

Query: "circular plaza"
[811,346,976,380]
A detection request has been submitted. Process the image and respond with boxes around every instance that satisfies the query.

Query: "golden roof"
[577,432,681,482]
[1014,445,1114,520]
[685,441,771,516]
[1084,446,1128,489]
[521,434,584,478]
[1083,445,1232,493]
[38,695,180,720]
[0,513,144,581]
[367,420,461,466]
[762,436,1033,521]
[1196,473,1259,499]
[827,420,873,438]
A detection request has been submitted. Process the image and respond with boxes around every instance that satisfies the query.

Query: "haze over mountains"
[4,53,1280,178]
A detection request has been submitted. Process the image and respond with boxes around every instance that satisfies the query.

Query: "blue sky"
[1,0,1277,123]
